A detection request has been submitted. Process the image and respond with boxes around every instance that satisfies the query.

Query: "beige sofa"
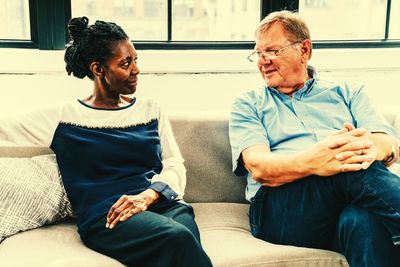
[1,111,399,267]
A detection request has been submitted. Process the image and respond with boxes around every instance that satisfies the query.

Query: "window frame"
[0,0,398,50]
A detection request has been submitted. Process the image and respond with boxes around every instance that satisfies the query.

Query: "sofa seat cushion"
[192,203,348,267]
[0,221,123,267]
[1,203,348,267]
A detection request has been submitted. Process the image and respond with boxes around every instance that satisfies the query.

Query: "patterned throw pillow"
[0,154,73,242]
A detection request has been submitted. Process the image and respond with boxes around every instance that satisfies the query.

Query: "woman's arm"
[150,106,186,200]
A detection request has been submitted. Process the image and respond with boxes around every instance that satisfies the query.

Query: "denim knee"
[334,205,400,267]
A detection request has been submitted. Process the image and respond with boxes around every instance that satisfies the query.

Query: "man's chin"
[264,79,277,88]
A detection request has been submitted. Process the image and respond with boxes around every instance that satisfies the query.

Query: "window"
[71,0,167,40]
[71,0,260,42]
[389,0,400,39]
[0,0,30,40]
[0,0,399,50]
[171,0,259,41]
[299,0,387,40]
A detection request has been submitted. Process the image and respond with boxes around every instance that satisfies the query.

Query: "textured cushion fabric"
[0,203,348,267]
[0,221,124,267]
[170,118,247,204]
[0,154,72,242]
[192,203,348,267]
[0,146,53,158]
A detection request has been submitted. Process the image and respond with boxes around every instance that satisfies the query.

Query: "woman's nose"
[131,64,140,75]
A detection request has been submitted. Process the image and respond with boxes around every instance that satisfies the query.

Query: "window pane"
[172,0,260,41]
[299,0,387,40]
[389,0,400,39]
[0,0,30,40]
[71,0,167,41]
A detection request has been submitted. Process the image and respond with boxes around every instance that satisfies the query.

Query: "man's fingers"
[331,128,349,137]
[340,155,374,164]
[327,136,351,149]
[327,128,368,149]
[336,151,357,160]
[331,123,353,137]
[361,161,373,170]
[338,140,373,152]
[340,163,364,172]
[343,123,353,132]
[347,128,367,137]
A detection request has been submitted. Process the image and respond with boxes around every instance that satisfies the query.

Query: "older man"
[229,10,400,266]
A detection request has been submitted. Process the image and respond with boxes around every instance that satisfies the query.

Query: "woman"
[1,17,212,267]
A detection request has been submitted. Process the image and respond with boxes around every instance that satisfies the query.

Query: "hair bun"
[68,16,89,42]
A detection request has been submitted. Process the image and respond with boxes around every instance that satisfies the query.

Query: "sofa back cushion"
[2,110,397,205]
[0,118,248,204]
[171,117,247,203]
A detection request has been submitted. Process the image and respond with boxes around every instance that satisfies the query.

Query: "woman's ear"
[90,62,105,78]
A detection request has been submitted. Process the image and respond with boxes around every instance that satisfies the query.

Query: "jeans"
[82,203,213,267]
[333,205,400,267]
[249,162,400,267]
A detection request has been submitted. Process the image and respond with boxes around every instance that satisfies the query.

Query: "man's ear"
[300,39,312,62]
[90,62,105,78]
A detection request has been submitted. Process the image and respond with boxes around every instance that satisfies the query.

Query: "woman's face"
[102,39,140,95]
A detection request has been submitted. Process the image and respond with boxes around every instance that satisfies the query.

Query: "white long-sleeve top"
[0,97,186,235]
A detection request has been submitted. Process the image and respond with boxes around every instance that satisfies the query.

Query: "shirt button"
[171,196,175,199]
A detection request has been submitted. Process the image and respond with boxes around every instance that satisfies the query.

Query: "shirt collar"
[267,78,316,99]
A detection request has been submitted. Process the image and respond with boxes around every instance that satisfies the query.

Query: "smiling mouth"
[128,79,138,84]
[265,69,276,75]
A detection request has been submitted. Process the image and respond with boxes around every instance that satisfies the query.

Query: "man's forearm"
[242,129,376,187]
[243,148,311,186]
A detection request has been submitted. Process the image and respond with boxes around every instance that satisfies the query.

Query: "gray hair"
[256,10,312,56]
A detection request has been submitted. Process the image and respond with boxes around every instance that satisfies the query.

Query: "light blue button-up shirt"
[229,78,396,201]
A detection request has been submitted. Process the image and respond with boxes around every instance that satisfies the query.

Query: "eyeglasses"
[247,41,301,62]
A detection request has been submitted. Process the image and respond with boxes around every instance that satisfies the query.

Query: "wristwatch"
[383,144,397,166]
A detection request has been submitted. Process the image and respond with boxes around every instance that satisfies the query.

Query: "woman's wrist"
[141,189,160,205]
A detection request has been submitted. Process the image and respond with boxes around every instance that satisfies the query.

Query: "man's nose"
[258,56,272,65]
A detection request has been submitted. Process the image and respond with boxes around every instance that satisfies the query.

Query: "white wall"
[1,48,400,116]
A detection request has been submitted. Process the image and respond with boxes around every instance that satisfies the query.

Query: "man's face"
[255,22,308,95]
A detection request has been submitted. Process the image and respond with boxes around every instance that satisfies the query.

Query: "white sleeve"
[150,106,186,200]
[0,106,61,147]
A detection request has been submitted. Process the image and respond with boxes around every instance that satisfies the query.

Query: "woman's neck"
[82,91,131,109]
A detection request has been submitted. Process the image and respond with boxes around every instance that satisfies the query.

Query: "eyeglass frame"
[247,41,302,62]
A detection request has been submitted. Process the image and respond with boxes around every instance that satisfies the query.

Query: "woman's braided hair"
[64,17,129,79]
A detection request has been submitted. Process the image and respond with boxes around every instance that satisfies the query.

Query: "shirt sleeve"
[348,84,397,137]
[229,92,269,176]
[0,105,61,147]
[149,104,186,202]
